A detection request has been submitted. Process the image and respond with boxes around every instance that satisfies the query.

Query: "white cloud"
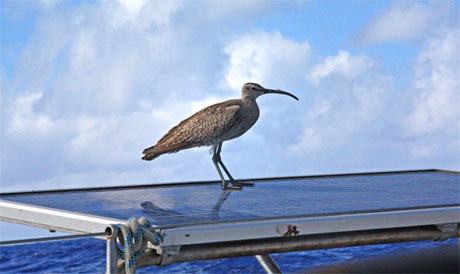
[118,0,146,16]
[410,144,437,159]
[224,30,310,91]
[307,50,373,84]
[296,49,384,152]
[69,116,114,160]
[70,28,96,70]
[109,0,182,29]
[294,71,392,152]
[8,92,55,135]
[357,2,453,44]
[405,29,459,137]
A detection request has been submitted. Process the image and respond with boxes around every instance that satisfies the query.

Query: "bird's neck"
[241,96,260,116]
[242,95,258,104]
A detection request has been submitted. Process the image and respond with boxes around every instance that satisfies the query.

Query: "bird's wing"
[143,100,242,157]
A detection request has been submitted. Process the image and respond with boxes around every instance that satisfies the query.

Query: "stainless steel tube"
[106,225,118,274]
[255,254,282,274]
[132,225,459,269]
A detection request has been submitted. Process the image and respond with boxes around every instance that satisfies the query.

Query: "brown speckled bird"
[142,83,298,190]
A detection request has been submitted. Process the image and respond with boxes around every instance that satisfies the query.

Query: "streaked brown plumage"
[142,82,298,189]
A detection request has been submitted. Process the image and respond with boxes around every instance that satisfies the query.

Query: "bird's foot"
[231,180,254,188]
[221,180,254,190]
[222,184,243,190]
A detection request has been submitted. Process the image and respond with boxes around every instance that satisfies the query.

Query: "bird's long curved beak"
[262,88,299,101]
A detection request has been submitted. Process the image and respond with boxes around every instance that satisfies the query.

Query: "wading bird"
[142,83,298,190]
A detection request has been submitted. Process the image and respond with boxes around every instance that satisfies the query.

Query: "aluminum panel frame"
[0,200,124,234]
[161,206,460,246]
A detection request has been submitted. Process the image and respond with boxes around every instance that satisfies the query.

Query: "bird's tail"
[142,145,161,161]
[142,142,195,161]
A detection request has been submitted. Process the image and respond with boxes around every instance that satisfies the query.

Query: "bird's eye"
[250,87,256,90]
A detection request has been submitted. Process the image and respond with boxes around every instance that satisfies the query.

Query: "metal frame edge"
[161,206,460,246]
[0,200,125,234]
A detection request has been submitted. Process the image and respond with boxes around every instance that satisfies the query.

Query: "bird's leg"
[211,144,229,190]
[214,143,234,180]
[212,144,244,190]
[216,143,254,188]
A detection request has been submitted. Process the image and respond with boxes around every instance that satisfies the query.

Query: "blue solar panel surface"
[1,171,459,228]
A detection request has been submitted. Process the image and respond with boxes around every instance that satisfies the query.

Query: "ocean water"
[0,238,456,273]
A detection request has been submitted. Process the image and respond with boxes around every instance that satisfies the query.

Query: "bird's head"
[242,82,299,101]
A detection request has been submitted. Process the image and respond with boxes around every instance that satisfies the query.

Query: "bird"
[142,82,298,190]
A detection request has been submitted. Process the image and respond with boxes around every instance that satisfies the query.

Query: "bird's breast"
[221,102,260,141]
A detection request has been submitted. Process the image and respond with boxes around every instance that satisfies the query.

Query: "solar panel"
[2,170,459,229]
[2,169,458,272]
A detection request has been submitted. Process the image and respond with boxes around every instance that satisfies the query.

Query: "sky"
[1,0,459,239]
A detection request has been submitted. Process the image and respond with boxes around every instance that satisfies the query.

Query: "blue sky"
[1,1,459,240]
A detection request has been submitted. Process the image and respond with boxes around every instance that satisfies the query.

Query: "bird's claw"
[222,184,243,190]
[233,181,254,187]
[221,180,254,190]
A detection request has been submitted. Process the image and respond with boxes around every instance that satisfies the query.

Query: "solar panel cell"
[1,170,458,229]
